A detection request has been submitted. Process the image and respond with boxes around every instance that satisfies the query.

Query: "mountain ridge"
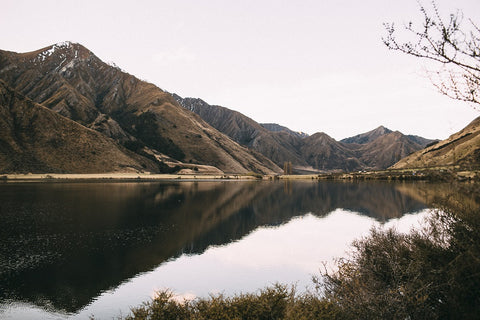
[341,126,392,144]
[391,116,480,170]
[173,94,308,167]
[260,123,309,139]
[174,93,436,172]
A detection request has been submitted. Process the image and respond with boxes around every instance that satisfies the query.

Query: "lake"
[0,180,449,319]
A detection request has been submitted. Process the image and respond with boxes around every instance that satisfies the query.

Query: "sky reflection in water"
[76,208,430,320]
[0,181,440,319]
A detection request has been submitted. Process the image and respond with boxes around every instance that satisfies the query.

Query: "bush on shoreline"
[125,285,339,320]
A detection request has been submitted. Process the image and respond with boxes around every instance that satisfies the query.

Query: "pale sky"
[2,0,480,140]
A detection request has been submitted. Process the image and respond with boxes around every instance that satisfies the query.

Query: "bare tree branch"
[383,1,480,107]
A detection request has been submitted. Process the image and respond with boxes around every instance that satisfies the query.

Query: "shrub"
[126,290,191,320]
[244,171,263,179]
[124,285,339,320]
[319,193,480,319]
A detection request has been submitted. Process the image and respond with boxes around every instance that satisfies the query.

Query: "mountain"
[355,131,426,170]
[341,126,436,148]
[0,80,158,173]
[300,132,363,172]
[175,94,435,172]
[391,116,480,170]
[341,126,393,144]
[297,130,425,172]
[260,123,309,138]
[405,135,439,148]
[0,42,280,174]
[173,95,308,167]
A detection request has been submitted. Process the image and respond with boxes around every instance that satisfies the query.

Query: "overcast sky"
[2,0,480,140]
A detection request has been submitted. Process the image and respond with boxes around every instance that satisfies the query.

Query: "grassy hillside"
[392,116,480,170]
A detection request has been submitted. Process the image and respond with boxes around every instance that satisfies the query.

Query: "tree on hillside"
[383,1,480,107]
[283,161,292,175]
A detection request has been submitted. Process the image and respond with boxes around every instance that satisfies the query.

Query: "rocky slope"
[300,133,362,171]
[260,123,309,138]
[341,126,393,144]
[392,116,480,169]
[354,131,427,170]
[174,95,308,167]
[341,126,435,148]
[0,42,280,174]
[0,80,158,173]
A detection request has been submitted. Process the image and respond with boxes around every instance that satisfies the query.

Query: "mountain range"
[174,95,436,172]
[0,41,461,175]
[0,42,279,174]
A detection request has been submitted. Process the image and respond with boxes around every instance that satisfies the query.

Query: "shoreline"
[0,173,261,182]
[1,167,478,182]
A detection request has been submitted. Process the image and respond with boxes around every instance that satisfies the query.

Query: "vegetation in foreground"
[125,285,338,320]
[121,184,480,320]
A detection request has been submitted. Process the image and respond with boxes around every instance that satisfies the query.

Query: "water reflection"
[0,180,453,315]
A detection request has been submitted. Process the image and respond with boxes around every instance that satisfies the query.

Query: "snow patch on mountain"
[60,59,76,73]
[36,41,73,62]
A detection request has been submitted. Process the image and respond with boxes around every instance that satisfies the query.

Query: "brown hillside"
[392,116,480,169]
[357,131,424,170]
[0,81,158,173]
[341,126,392,144]
[300,133,364,172]
[174,95,308,167]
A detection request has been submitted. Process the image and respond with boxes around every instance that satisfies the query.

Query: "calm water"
[0,180,450,319]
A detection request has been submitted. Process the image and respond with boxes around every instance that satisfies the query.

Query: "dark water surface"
[0,180,449,319]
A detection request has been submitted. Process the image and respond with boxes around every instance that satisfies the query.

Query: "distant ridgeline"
[4,41,477,175]
[173,94,438,172]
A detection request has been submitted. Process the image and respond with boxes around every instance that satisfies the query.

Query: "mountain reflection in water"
[0,180,449,315]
